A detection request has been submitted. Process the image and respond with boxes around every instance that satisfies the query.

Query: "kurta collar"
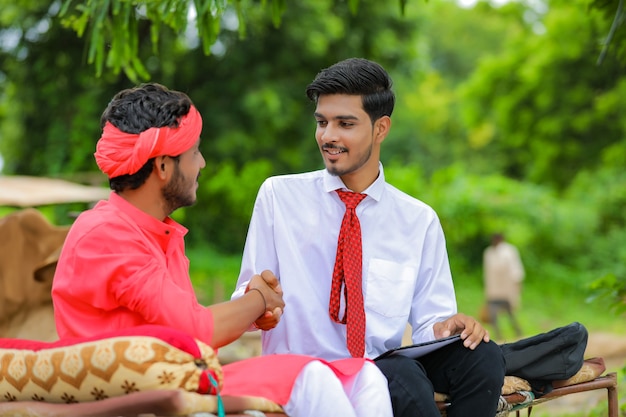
[107,192,188,240]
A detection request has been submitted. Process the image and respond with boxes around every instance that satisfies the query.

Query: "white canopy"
[0,175,110,207]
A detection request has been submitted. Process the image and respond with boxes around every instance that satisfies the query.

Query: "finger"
[483,330,490,343]
[460,319,475,339]
[464,328,486,350]
[441,322,452,338]
[261,269,277,284]
[261,270,283,293]
[463,334,478,349]
[246,274,262,289]
[255,315,277,330]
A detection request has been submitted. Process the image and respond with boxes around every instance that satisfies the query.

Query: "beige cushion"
[435,358,606,401]
[501,375,531,395]
[552,357,605,388]
[0,327,222,404]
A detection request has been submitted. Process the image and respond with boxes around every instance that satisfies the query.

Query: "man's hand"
[247,270,284,330]
[433,313,490,350]
[253,307,283,330]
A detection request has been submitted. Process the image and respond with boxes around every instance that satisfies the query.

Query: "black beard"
[162,168,194,214]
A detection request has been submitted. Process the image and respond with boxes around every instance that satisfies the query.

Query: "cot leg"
[607,384,618,417]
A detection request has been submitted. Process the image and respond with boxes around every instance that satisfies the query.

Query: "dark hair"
[491,233,505,245]
[305,58,395,123]
[100,83,192,192]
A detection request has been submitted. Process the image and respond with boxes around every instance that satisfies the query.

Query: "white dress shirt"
[233,164,457,360]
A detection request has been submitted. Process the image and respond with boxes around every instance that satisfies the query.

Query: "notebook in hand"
[374,334,462,361]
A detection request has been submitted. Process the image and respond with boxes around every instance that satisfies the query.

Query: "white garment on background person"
[483,240,525,309]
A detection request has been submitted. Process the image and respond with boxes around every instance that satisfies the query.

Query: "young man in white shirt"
[233,58,505,417]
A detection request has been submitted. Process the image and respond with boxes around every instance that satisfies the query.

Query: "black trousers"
[375,340,504,417]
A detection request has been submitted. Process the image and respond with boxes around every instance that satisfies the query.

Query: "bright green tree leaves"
[460,0,626,189]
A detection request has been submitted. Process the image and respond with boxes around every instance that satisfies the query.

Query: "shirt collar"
[107,191,188,239]
[322,162,386,202]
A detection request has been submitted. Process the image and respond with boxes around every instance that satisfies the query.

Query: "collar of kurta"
[106,192,188,247]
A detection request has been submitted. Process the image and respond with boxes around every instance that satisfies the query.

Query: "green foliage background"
[2,0,625,308]
[1,1,625,413]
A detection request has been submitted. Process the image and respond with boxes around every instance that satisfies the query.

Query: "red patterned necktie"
[329,190,367,358]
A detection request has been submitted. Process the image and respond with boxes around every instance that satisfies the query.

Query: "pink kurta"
[222,355,367,404]
[53,192,215,342]
[52,192,367,405]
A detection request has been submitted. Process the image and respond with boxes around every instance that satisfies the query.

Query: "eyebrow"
[314,112,359,121]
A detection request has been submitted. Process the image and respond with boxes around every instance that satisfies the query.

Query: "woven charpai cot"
[0,325,222,404]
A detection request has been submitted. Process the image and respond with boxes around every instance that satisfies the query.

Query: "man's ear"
[154,156,169,180]
[374,116,391,144]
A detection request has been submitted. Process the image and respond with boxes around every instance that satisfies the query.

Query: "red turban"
[94,105,203,178]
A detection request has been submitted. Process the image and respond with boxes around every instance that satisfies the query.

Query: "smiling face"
[161,139,206,212]
[314,94,390,192]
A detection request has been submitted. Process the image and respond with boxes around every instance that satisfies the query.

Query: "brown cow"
[0,208,69,341]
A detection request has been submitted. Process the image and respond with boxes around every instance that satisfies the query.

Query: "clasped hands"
[246,273,492,343]
[433,313,490,350]
[246,270,284,330]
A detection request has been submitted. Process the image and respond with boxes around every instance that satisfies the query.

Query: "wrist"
[247,287,266,316]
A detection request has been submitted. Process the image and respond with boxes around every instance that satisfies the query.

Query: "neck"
[117,177,170,221]
[340,163,380,193]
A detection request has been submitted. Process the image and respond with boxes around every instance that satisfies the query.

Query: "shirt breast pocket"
[364,258,417,318]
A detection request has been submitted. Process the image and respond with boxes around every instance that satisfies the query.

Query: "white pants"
[282,360,393,417]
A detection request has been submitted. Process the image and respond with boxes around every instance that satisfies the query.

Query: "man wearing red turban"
[52,83,392,417]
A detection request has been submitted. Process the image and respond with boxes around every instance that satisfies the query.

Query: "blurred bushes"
[384,163,626,299]
[185,160,626,315]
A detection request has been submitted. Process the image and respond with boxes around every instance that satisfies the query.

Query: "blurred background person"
[483,233,524,340]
